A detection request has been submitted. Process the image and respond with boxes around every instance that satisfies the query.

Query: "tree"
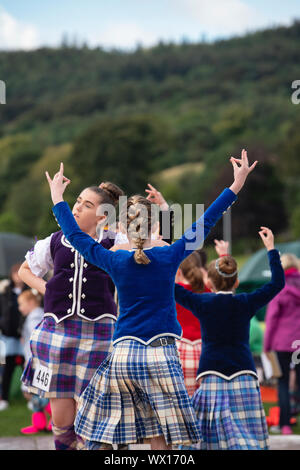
[69,114,172,197]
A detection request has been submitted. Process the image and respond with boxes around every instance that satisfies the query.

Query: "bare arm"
[18,261,47,295]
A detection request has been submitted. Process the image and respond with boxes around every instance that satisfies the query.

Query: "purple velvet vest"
[43,230,117,322]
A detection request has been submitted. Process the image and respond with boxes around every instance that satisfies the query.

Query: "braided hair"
[121,195,156,265]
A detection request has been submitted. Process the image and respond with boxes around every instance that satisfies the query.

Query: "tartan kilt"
[176,339,202,397]
[21,315,114,401]
[191,374,269,450]
[75,339,201,446]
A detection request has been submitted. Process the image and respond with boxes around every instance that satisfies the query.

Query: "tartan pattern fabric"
[21,315,114,401]
[52,423,78,450]
[191,374,269,450]
[176,339,202,397]
[75,339,201,446]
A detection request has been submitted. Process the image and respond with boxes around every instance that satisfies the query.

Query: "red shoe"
[21,411,47,435]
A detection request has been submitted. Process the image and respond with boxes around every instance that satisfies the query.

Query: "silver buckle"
[160,338,168,346]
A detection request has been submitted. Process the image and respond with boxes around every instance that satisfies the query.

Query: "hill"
[0,21,300,249]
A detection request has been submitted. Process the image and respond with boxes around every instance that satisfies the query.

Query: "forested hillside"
[0,21,300,251]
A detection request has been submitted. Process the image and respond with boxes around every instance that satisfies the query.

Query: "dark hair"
[89,181,124,207]
[207,256,238,291]
[179,251,204,293]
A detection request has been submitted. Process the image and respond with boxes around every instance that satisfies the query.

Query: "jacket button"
[68,293,73,299]
[67,308,71,313]
[69,277,73,282]
[81,294,86,299]
[83,277,87,283]
[80,308,85,313]
[84,263,88,268]
[70,263,75,268]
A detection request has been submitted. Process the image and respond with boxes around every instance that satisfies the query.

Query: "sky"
[0,0,299,51]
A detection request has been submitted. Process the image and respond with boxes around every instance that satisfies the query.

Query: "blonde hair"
[280,253,299,271]
[18,289,42,306]
[207,256,238,291]
[121,195,155,265]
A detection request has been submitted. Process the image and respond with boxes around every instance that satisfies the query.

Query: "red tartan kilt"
[176,339,202,397]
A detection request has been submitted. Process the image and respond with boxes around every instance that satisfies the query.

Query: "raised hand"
[45,162,71,205]
[229,149,258,195]
[258,226,274,251]
[214,239,230,257]
[145,183,169,210]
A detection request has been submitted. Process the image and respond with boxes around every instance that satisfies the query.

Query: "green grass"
[0,398,298,438]
[263,403,300,435]
[0,396,33,437]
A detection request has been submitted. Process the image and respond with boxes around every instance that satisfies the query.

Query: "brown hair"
[121,195,155,265]
[207,256,238,292]
[18,289,42,306]
[89,181,124,208]
[179,252,204,293]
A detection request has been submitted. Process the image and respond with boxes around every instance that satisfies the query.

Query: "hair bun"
[100,182,124,206]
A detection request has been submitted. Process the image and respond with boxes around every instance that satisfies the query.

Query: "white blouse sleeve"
[115,232,129,245]
[25,234,54,277]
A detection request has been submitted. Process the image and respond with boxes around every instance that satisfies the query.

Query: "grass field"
[0,397,299,438]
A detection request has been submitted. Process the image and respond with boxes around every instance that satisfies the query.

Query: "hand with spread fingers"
[214,239,230,257]
[145,183,169,210]
[45,162,71,206]
[229,149,258,195]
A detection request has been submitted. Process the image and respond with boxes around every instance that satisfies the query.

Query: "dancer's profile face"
[72,188,104,234]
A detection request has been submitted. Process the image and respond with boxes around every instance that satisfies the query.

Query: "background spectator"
[264,253,300,435]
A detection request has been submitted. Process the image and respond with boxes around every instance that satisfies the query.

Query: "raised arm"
[46,164,114,274]
[245,227,285,314]
[170,149,257,264]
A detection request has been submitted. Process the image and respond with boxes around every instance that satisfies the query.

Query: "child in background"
[18,289,51,434]
[175,240,231,396]
[175,227,285,450]
[175,252,204,396]
[0,264,25,411]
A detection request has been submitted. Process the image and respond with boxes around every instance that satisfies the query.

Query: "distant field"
[156,162,205,182]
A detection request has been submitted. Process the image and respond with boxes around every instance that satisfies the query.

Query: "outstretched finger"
[45,171,52,184]
[249,161,258,172]
[230,157,239,170]
[147,183,157,192]
[242,149,248,164]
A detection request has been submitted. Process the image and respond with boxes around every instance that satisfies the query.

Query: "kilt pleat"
[191,374,269,450]
[75,339,201,445]
[176,339,202,397]
[21,315,114,401]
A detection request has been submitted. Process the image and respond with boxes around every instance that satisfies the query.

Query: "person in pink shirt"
[264,253,300,435]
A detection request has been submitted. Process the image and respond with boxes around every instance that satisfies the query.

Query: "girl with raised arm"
[19,181,124,450]
[175,228,285,450]
[46,150,256,450]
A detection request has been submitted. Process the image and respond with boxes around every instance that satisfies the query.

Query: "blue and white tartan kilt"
[75,339,201,446]
[21,315,114,401]
[185,374,269,450]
